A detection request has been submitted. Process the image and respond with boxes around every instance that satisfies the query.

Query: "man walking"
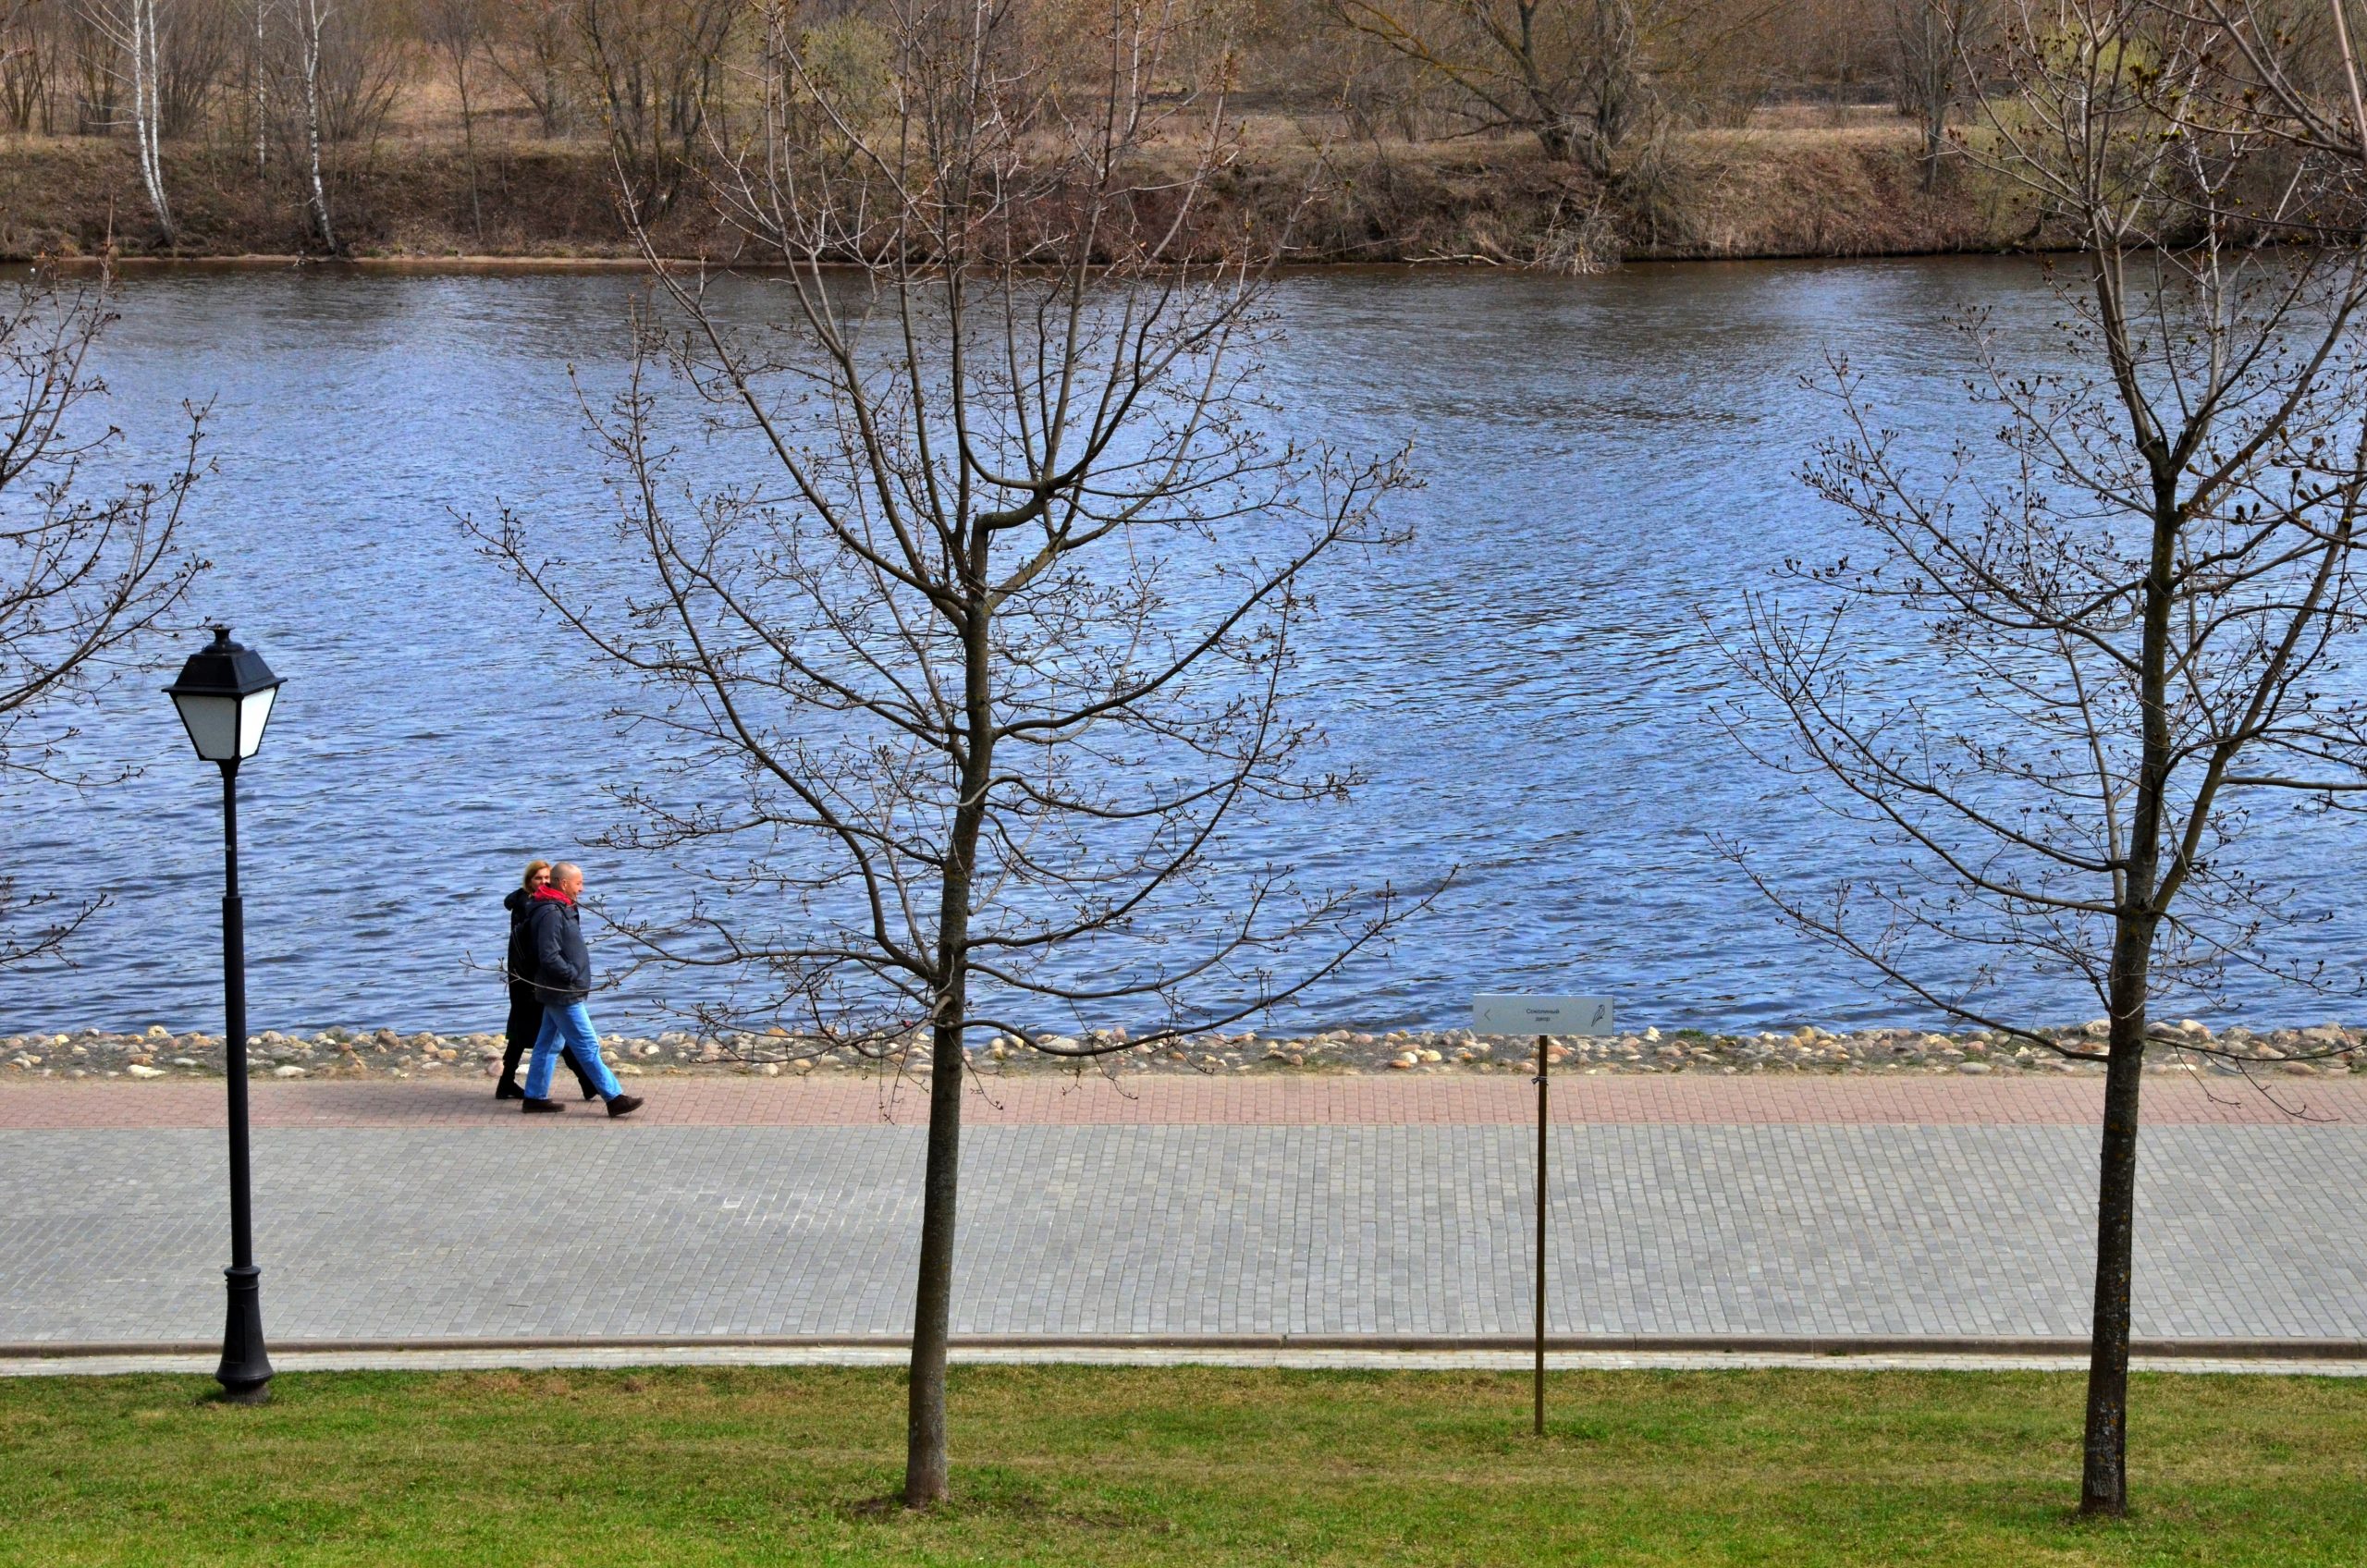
[520,862,644,1119]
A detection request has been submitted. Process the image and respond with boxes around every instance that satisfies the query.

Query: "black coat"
[523,893,592,1005]
[503,888,537,1000]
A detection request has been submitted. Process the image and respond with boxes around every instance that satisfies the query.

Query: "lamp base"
[215,1263,274,1403]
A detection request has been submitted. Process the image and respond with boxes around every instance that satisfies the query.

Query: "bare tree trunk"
[2081,1002,2147,1515]
[1914,6,1949,194]
[78,0,175,239]
[903,988,964,1507]
[252,0,267,179]
[2078,411,2177,1512]
[132,0,170,241]
[299,0,331,251]
[2076,912,2155,1517]
[1893,0,1976,193]
[906,609,992,1508]
[455,32,481,243]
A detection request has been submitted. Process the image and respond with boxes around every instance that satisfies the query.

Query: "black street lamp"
[165,625,285,1404]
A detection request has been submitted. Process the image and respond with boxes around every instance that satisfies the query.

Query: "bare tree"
[308,0,399,144]
[0,1,53,131]
[73,0,174,240]
[154,0,235,139]
[1721,0,2367,1517]
[1327,0,1646,174]
[125,0,165,230]
[2167,0,2367,157]
[1786,0,1887,117]
[296,0,331,248]
[1324,0,1768,178]
[424,0,488,241]
[573,0,736,221]
[476,0,1423,1508]
[488,0,575,138]
[1890,0,1982,190]
[1331,23,1447,142]
[249,0,266,175]
[242,0,394,248]
[1,270,205,963]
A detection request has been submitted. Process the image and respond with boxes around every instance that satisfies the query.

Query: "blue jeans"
[525,1000,622,1101]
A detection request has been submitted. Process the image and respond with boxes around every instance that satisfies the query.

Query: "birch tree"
[249,0,267,177]
[1,270,205,963]
[477,0,1424,1507]
[296,0,331,250]
[74,0,174,242]
[1722,0,2367,1516]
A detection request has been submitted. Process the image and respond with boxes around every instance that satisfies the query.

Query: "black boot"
[497,1025,531,1101]
[606,1095,644,1120]
[521,1097,564,1114]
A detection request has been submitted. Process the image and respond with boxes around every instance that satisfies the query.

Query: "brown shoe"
[521,1097,564,1114]
[606,1094,644,1120]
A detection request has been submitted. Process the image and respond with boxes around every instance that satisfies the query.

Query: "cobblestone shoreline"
[4,1020,2360,1081]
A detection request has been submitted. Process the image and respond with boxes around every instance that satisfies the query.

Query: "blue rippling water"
[3,257,2361,1037]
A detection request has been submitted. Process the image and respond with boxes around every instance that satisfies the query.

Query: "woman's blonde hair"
[521,859,552,892]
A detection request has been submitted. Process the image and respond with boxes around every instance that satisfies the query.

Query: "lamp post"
[166,625,284,1404]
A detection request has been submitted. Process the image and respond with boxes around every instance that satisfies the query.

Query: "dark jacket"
[524,892,592,1005]
[503,888,537,1001]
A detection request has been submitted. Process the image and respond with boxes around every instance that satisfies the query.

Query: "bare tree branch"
[0,264,208,966]
[471,0,1438,1511]
[1718,0,2367,1516]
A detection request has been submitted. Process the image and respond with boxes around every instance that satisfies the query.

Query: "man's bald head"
[551,863,583,897]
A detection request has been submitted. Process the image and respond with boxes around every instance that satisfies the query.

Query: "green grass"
[0,1366,2361,1564]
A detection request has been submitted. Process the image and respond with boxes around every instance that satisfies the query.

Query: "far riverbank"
[3,126,2035,266]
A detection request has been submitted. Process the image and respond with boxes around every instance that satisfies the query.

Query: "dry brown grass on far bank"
[0,118,2038,265]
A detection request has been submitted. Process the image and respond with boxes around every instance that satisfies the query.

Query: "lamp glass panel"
[235,685,277,759]
[171,692,242,762]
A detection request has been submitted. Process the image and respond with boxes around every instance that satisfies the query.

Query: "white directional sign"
[1471,994,1614,1037]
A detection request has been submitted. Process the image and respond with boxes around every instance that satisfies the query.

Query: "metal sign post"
[1471,994,1614,1437]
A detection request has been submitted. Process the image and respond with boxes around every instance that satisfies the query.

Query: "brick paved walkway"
[3,1078,2362,1348]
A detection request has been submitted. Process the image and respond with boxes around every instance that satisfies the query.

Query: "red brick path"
[0,1072,2353,1129]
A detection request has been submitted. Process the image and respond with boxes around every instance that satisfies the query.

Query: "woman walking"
[520,861,642,1117]
[496,860,600,1101]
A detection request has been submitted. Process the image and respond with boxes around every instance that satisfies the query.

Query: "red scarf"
[532,884,575,907]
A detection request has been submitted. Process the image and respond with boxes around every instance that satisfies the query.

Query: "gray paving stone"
[2,1125,2362,1341]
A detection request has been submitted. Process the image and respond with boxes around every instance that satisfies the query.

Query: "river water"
[4,258,2361,1037]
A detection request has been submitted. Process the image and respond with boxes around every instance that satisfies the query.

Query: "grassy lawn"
[0,1365,2361,1565]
